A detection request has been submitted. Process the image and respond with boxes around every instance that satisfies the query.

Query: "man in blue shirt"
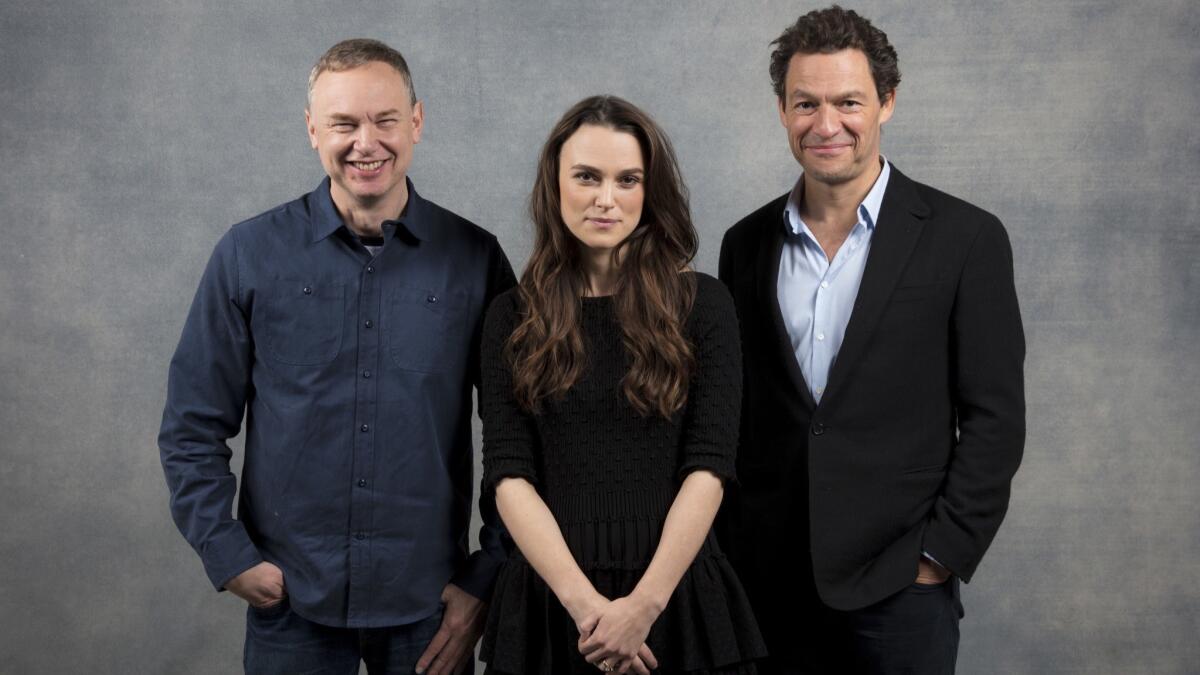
[159,39,515,674]
[718,7,1024,674]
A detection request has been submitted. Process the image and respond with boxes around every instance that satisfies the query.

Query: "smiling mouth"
[349,159,387,171]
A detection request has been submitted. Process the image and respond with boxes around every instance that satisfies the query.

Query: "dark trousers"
[244,597,457,675]
[773,579,962,675]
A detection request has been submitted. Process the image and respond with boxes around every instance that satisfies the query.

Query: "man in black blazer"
[718,7,1025,674]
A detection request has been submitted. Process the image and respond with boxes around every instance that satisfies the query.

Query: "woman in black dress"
[479,96,765,675]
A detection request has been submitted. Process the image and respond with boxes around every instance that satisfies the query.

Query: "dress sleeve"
[678,275,744,483]
[480,291,542,488]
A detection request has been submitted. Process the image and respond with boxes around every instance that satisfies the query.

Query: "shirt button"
[355,532,365,540]
[427,294,438,304]
[366,266,375,274]
[817,333,826,341]
[302,286,312,295]
[362,370,371,379]
[820,281,829,289]
[812,423,826,436]
[360,424,369,432]
[357,479,367,488]
[364,319,374,328]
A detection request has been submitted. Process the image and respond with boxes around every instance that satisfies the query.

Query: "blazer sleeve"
[922,215,1026,582]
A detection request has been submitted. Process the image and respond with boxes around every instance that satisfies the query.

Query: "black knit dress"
[478,273,765,675]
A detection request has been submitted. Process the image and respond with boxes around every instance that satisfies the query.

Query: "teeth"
[352,160,384,170]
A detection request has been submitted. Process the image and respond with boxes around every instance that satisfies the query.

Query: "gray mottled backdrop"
[2,1,1197,673]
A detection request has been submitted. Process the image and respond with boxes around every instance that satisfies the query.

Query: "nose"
[353,124,378,151]
[595,180,615,209]
[814,105,841,138]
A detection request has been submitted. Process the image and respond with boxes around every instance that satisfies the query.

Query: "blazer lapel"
[820,167,930,408]
[757,194,819,412]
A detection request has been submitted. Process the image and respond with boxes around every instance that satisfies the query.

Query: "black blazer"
[717,165,1025,624]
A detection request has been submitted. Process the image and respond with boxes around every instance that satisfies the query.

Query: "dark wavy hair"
[507,95,698,419]
[769,5,901,104]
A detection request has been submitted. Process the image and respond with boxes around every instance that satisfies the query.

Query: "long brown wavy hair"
[507,95,698,419]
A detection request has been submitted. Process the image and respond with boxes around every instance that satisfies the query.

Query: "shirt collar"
[309,176,432,243]
[783,156,891,236]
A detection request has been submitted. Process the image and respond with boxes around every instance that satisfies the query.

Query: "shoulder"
[724,193,789,245]
[483,286,523,335]
[891,168,1005,241]
[420,195,506,252]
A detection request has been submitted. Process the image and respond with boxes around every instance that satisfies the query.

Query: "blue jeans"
[244,597,457,674]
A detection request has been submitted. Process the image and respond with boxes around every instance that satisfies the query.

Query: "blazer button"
[811,423,826,436]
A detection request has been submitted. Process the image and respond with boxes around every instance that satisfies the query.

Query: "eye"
[573,171,597,183]
[377,118,398,128]
[840,100,863,110]
[792,101,817,114]
[618,174,642,187]
[331,122,355,131]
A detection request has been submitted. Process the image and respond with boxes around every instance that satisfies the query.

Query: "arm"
[495,478,609,623]
[497,478,658,675]
[578,471,723,669]
[447,239,518,600]
[158,228,271,596]
[418,240,517,675]
[922,216,1026,582]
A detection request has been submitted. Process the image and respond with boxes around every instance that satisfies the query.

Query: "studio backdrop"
[1,1,1196,673]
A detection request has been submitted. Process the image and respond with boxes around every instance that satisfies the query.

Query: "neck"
[800,157,882,230]
[582,249,620,297]
[330,181,409,238]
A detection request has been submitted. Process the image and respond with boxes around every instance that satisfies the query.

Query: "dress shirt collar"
[783,156,891,236]
[310,176,434,243]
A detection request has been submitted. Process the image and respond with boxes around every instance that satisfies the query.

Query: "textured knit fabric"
[478,272,765,675]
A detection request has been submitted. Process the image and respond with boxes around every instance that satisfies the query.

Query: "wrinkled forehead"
[309,61,413,108]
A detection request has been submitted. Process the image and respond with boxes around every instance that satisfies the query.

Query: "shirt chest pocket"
[259,282,345,366]
[386,287,468,373]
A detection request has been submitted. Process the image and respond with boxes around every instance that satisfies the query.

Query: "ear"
[410,100,424,144]
[879,89,896,125]
[777,96,788,128]
[305,108,318,150]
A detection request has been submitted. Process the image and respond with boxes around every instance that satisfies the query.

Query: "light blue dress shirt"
[777,160,891,403]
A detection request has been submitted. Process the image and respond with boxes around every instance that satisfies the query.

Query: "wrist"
[558,585,603,619]
[629,585,668,617]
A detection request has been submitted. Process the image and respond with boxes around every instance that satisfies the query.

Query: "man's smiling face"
[306,61,422,209]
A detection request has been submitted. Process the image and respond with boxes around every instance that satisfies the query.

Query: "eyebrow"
[569,163,644,175]
[326,110,402,122]
[790,88,870,100]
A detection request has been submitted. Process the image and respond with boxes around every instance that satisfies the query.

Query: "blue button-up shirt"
[778,160,891,403]
[159,177,515,628]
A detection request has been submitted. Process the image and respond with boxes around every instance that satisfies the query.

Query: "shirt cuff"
[201,524,264,591]
[450,550,503,601]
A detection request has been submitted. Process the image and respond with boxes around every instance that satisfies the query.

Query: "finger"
[629,655,651,675]
[427,639,465,675]
[582,647,610,665]
[415,627,451,674]
[578,614,600,636]
[578,635,603,655]
[638,643,658,669]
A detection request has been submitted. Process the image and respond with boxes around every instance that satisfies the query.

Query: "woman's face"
[558,124,645,258]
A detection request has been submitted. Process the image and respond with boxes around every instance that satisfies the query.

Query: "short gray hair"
[307,38,416,108]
